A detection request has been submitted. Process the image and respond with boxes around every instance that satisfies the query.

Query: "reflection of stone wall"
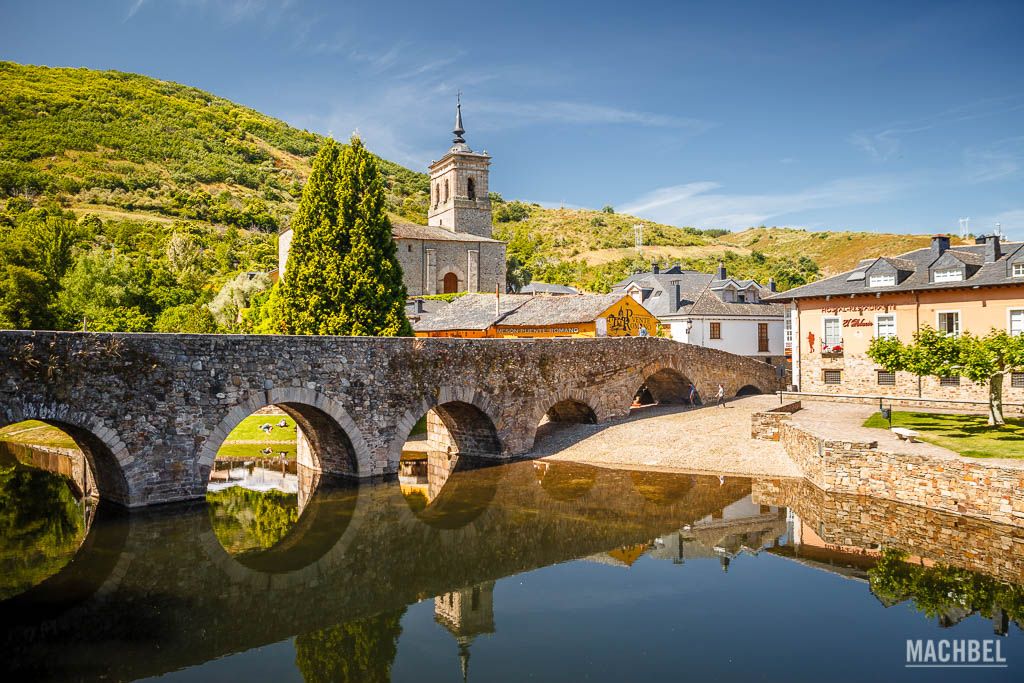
[779,421,1024,527]
[0,442,95,497]
[752,477,1024,584]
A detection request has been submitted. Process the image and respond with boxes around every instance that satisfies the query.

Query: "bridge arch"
[197,387,373,480]
[387,385,504,470]
[632,359,697,407]
[526,389,604,451]
[735,384,763,397]
[0,403,133,506]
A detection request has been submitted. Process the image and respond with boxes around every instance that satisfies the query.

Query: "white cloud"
[849,96,1024,162]
[620,175,912,230]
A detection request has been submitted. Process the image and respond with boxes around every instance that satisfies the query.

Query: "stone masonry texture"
[0,331,782,507]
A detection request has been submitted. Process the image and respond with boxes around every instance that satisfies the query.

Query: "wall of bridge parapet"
[0,331,783,507]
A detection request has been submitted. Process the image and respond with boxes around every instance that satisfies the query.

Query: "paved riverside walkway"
[533,395,802,477]
[788,401,959,458]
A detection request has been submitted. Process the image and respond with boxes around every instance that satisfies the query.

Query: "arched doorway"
[442,272,459,294]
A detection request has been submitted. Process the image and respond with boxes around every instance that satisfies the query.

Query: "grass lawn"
[0,420,78,449]
[863,411,1024,459]
[217,414,296,460]
[223,414,297,442]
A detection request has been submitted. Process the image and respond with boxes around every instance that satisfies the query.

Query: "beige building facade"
[278,101,506,296]
[771,235,1024,406]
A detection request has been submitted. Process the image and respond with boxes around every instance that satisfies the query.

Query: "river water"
[0,446,1021,682]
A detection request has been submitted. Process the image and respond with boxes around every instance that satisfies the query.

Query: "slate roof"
[685,288,788,317]
[390,219,503,243]
[767,239,1024,301]
[412,293,641,332]
[500,293,629,326]
[518,282,580,295]
[413,294,533,331]
[612,268,784,318]
[280,218,503,244]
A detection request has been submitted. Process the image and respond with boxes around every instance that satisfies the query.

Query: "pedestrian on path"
[716,383,725,407]
[688,383,697,407]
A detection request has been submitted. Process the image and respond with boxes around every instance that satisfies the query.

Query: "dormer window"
[933,268,963,283]
[1014,263,1024,278]
[869,273,895,287]
[737,293,746,303]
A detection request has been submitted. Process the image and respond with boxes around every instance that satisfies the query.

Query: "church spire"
[453,92,466,144]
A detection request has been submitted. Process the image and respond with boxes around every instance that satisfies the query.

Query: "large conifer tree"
[280,137,411,336]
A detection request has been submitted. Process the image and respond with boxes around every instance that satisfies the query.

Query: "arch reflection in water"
[206,467,360,575]
[0,427,97,601]
[2,463,1023,681]
[399,452,503,530]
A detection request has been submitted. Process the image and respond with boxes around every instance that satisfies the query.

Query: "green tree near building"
[280,136,411,336]
[868,326,1024,426]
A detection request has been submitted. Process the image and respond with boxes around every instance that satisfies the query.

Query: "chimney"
[767,278,777,293]
[716,261,727,280]
[931,235,950,258]
[415,299,426,314]
[652,262,660,274]
[984,234,1001,263]
[671,280,682,310]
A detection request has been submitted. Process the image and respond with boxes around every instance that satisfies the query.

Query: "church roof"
[390,219,503,243]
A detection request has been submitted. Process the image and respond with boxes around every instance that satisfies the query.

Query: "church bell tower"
[427,96,493,238]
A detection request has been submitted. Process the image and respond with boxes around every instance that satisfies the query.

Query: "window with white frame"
[784,315,793,348]
[823,317,842,345]
[1010,309,1024,337]
[868,273,895,287]
[937,311,960,337]
[933,268,964,283]
[1014,263,1024,278]
[876,314,896,339]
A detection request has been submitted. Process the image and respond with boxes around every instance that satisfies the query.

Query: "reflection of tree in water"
[294,609,405,683]
[207,487,298,556]
[0,462,85,600]
[869,549,1024,632]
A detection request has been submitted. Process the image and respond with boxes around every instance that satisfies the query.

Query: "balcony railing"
[821,340,844,356]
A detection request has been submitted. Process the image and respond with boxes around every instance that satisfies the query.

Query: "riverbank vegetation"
[862,410,1024,458]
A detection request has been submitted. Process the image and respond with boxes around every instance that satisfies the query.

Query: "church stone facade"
[278,101,507,296]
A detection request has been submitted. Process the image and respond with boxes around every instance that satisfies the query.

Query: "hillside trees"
[278,137,411,336]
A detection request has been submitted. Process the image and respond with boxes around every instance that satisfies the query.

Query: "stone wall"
[780,390,1024,416]
[395,238,506,296]
[750,400,802,440]
[778,421,1024,527]
[752,477,1024,584]
[0,332,783,507]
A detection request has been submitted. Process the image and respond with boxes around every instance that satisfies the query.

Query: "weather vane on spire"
[453,91,466,144]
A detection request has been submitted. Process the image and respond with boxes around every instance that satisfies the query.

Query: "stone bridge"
[0,331,783,507]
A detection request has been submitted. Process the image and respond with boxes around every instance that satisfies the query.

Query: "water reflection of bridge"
[2,460,1022,681]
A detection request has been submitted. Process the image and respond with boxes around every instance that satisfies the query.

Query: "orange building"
[769,235,1024,407]
[413,293,659,339]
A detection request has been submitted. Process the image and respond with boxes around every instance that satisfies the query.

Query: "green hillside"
[0,61,954,331]
[0,61,429,229]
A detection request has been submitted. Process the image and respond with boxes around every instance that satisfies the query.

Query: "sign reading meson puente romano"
[277,100,507,296]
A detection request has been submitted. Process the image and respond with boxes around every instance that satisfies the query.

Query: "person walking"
[716,383,725,407]
[688,383,697,407]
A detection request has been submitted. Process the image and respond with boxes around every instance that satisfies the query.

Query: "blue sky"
[2,0,1022,237]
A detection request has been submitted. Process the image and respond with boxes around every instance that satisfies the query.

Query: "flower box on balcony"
[821,342,844,356]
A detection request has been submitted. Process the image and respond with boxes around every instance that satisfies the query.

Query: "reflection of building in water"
[435,581,496,683]
[585,496,787,571]
[771,511,1012,635]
